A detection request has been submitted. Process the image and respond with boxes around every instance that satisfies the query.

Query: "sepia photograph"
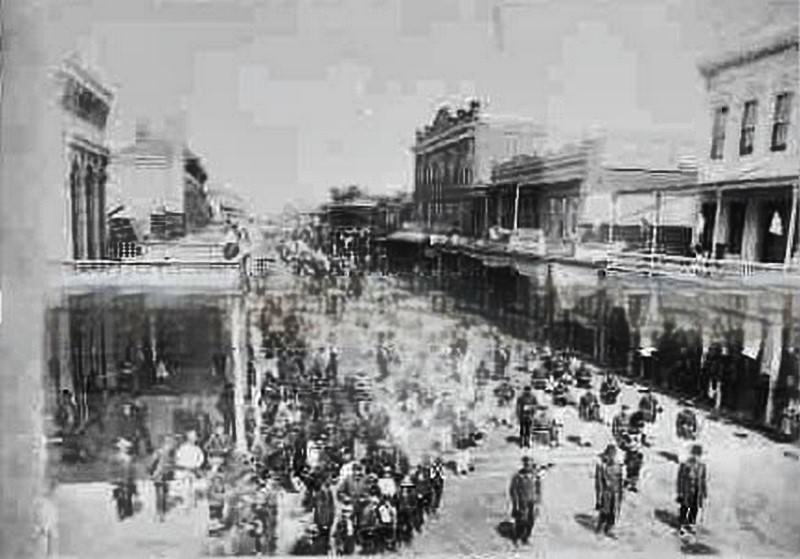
[0,0,799,557]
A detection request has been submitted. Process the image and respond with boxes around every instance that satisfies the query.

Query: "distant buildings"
[412,100,546,235]
[110,118,213,241]
[490,138,698,254]
[56,58,114,260]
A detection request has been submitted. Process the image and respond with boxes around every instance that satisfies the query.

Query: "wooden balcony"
[59,259,244,294]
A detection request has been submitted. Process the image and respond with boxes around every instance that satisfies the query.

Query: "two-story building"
[490,136,698,255]
[695,26,799,265]
[412,99,546,236]
[612,26,799,269]
[57,58,114,260]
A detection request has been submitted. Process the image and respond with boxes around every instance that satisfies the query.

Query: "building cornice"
[697,26,799,79]
[59,58,114,103]
[66,133,110,156]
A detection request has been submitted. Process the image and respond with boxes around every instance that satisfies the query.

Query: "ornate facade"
[58,59,113,260]
[412,100,545,235]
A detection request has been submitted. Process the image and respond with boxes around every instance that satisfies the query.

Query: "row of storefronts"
[383,237,800,427]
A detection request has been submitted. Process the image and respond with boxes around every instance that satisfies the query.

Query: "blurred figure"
[595,444,623,537]
[516,386,537,448]
[174,430,205,509]
[378,466,397,499]
[55,389,78,436]
[205,422,233,461]
[109,437,137,521]
[509,456,541,545]
[149,435,175,522]
[677,444,708,537]
[217,383,236,438]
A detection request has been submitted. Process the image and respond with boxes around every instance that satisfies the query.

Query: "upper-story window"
[771,92,793,152]
[739,100,757,156]
[710,106,728,160]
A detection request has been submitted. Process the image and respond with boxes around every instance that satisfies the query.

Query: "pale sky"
[40,0,799,214]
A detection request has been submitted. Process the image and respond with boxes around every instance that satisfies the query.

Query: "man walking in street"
[612,404,631,446]
[509,455,541,545]
[595,444,624,538]
[516,386,537,448]
[677,444,708,537]
[149,435,175,522]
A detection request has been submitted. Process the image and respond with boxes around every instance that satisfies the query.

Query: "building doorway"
[761,199,789,263]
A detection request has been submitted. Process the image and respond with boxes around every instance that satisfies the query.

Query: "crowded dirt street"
[54,272,800,557]
[304,276,800,557]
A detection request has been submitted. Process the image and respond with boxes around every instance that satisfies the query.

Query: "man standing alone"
[677,444,708,537]
[516,386,537,448]
[595,444,623,537]
[509,456,541,545]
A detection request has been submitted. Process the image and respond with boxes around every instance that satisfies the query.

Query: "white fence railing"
[62,259,242,291]
[606,251,798,283]
[108,240,226,262]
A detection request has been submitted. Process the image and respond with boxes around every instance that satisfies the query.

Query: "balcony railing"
[123,240,225,261]
[606,250,799,284]
[61,259,243,292]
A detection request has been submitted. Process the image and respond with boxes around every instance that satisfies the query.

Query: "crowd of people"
[100,250,464,555]
[507,347,708,542]
[95,237,719,554]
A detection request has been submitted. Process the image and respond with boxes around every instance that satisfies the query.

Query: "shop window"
[771,92,793,152]
[739,100,757,156]
[710,106,728,160]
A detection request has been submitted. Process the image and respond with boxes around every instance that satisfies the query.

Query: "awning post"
[784,183,799,267]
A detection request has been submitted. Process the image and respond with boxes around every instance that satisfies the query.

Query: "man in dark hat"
[638,388,661,424]
[313,473,337,553]
[622,411,646,492]
[595,444,623,537]
[677,444,707,536]
[516,386,538,449]
[676,405,698,440]
[612,405,630,446]
[508,455,541,545]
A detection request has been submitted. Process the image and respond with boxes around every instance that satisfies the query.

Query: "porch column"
[484,196,489,236]
[513,184,521,231]
[711,188,723,258]
[762,316,783,425]
[75,153,89,259]
[784,183,799,267]
[148,312,158,365]
[609,193,618,243]
[230,296,247,452]
[249,298,265,435]
[57,307,73,392]
[651,191,662,254]
[495,190,502,227]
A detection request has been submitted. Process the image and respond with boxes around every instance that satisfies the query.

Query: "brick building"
[412,100,545,235]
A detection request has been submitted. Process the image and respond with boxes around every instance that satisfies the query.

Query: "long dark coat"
[677,458,707,506]
[594,460,623,519]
